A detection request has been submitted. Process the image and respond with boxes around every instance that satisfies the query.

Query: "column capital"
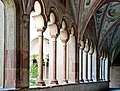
[80,40,84,50]
[84,39,89,53]
[102,57,106,62]
[100,56,103,60]
[78,43,81,48]
[38,31,44,37]
[103,51,106,61]
[89,43,94,55]
[47,23,59,38]
[50,37,57,42]
[22,14,30,22]
[37,29,45,32]
[60,21,68,43]
[47,12,59,38]
[60,29,68,43]
[33,14,46,32]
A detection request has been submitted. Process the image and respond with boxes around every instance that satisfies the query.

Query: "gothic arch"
[71,23,77,37]
[61,16,68,30]
[48,7,60,26]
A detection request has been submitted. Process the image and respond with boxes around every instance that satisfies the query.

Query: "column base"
[68,80,79,83]
[75,80,79,83]
[89,79,93,82]
[99,79,103,81]
[61,79,68,83]
[79,79,84,83]
[103,79,106,81]
[36,81,45,86]
[84,79,89,82]
[50,80,58,84]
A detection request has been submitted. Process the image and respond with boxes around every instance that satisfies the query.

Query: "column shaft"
[103,59,105,81]
[37,31,45,86]
[85,51,89,82]
[105,59,108,81]
[100,58,103,81]
[89,54,93,81]
[79,48,84,82]
[50,37,58,84]
[62,42,68,83]
[45,61,48,80]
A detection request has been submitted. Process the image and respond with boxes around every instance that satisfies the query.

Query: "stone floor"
[109,88,120,91]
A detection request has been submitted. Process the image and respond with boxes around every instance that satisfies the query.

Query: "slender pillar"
[45,61,47,80]
[84,39,89,82]
[100,57,103,81]
[60,21,68,83]
[103,58,106,81]
[37,31,45,86]
[89,54,93,81]
[48,12,58,84]
[32,5,46,85]
[89,43,93,82]
[68,27,77,83]
[49,37,58,84]
[44,57,48,81]
[84,51,89,82]
[92,47,97,81]
[105,57,108,81]
[79,40,84,82]
[62,41,68,83]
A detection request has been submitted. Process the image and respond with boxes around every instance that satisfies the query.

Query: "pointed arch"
[49,7,60,23]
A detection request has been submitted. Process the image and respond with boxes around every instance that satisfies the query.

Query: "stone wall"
[0,1,4,88]
[110,66,120,88]
[29,82,109,91]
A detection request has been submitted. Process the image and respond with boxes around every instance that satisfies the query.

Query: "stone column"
[37,30,45,86]
[68,27,77,83]
[60,21,68,83]
[79,40,84,82]
[20,14,30,87]
[92,47,97,81]
[48,12,58,84]
[105,57,108,81]
[84,39,89,82]
[33,11,46,86]
[100,57,103,81]
[96,49,100,81]
[49,37,58,84]
[62,42,67,83]
[103,58,106,81]
[44,58,48,81]
[88,43,93,82]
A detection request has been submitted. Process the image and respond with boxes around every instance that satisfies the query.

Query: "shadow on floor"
[109,88,120,91]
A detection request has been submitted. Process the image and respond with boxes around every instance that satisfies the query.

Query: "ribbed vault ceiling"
[94,2,120,64]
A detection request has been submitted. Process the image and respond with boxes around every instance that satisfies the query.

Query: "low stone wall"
[110,66,120,88]
[28,81,109,91]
